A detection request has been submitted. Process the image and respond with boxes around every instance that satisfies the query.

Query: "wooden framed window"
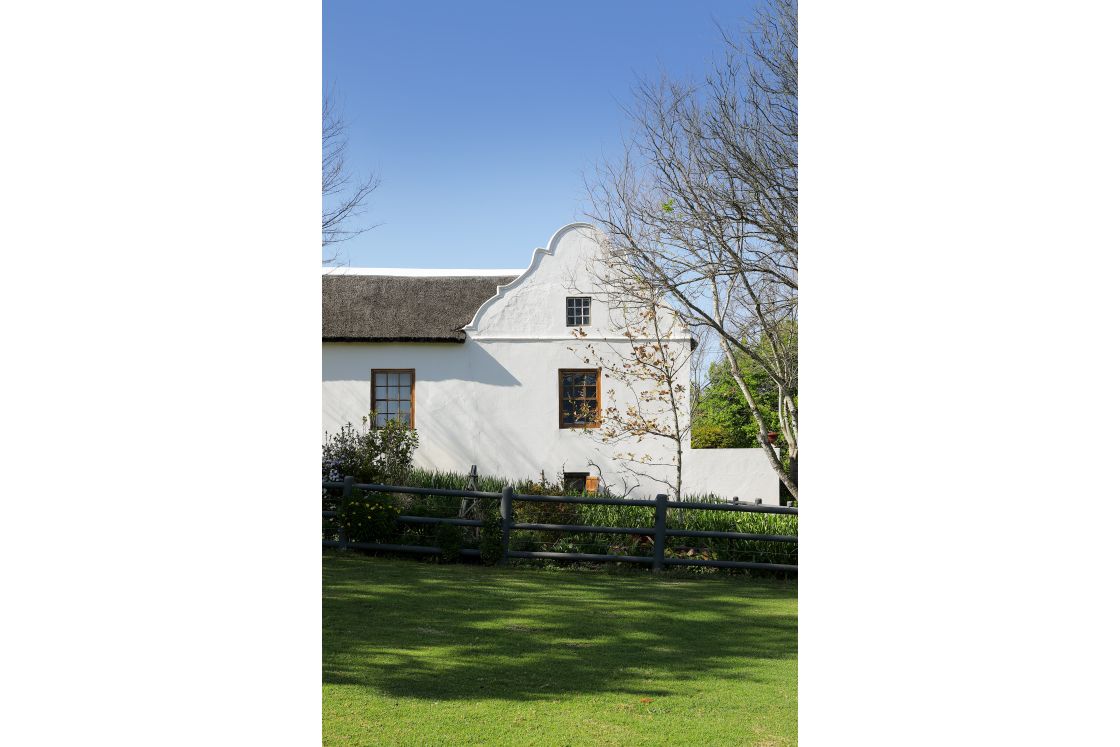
[559,368,600,428]
[371,369,415,428]
[565,296,591,326]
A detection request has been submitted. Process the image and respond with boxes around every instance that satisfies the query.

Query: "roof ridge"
[322,267,523,277]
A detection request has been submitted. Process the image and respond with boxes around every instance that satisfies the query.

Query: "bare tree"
[567,296,692,498]
[586,0,798,499]
[323,94,379,261]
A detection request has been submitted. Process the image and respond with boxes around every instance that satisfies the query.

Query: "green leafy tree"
[692,353,780,448]
[692,319,795,451]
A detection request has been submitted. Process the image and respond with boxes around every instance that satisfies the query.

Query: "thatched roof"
[322,273,518,342]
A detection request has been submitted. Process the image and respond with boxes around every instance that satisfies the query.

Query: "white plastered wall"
[324,338,677,490]
[322,223,780,501]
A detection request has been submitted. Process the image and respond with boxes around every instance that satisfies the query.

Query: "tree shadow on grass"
[323,555,797,702]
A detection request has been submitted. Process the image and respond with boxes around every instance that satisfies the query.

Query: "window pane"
[560,369,597,427]
[566,297,591,326]
[372,371,415,428]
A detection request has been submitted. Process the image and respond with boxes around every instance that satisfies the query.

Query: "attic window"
[566,296,591,326]
[559,368,600,428]
[371,369,414,428]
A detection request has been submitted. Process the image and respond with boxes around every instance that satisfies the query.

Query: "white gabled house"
[322,223,779,502]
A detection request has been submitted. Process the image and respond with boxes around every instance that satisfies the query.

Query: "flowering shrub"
[339,491,401,543]
[323,415,419,485]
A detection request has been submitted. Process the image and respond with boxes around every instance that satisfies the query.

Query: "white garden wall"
[681,448,781,504]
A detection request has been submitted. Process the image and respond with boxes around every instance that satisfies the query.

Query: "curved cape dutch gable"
[463,222,602,339]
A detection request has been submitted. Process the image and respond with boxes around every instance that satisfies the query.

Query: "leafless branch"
[323,94,380,261]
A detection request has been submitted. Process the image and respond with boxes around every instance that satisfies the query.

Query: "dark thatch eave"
[322,336,472,344]
[322,274,518,342]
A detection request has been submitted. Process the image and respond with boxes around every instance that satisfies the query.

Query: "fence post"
[499,486,513,565]
[338,475,353,551]
[652,493,668,574]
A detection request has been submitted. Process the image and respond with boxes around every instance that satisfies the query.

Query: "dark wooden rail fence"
[323,477,797,573]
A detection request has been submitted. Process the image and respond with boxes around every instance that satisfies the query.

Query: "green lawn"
[323,554,797,746]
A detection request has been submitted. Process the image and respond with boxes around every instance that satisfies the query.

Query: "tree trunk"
[719,339,798,501]
[780,453,798,505]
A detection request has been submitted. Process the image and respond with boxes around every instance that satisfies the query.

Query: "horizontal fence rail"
[323,477,797,574]
[513,494,658,507]
[666,529,799,543]
[665,499,799,515]
[513,522,651,535]
[323,480,504,500]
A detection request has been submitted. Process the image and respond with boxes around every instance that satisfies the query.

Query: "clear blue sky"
[324,0,757,268]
